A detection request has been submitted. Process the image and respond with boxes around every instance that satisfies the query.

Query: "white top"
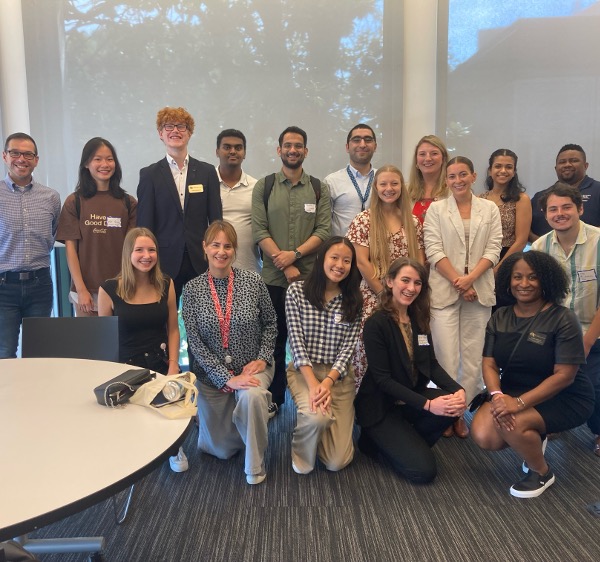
[167,153,189,208]
[0,358,190,539]
[216,167,261,273]
[325,165,376,237]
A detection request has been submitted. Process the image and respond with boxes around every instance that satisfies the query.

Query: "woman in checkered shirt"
[285,236,363,474]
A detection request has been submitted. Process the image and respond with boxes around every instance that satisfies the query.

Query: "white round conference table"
[0,358,191,545]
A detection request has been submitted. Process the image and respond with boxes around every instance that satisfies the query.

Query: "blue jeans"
[0,269,54,358]
[580,338,600,435]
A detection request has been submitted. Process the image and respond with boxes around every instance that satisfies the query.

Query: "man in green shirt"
[252,126,331,413]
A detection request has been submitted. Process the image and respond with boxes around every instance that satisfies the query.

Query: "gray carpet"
[31,403,600,562]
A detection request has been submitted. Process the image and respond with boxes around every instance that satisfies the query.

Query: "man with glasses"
[0,133,61,358]
[252,126,331,415]
[324,124,377,237]
[137,107,222,303]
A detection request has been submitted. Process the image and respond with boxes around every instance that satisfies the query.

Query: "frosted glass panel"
[446,0,600,194]
[21,0,399,201]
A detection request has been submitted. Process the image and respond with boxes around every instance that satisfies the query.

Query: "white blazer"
[424,194,502,308]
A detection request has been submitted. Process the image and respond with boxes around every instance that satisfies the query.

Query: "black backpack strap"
[264,174,321,211]
[263,173,276,211]
[309,176,321,203]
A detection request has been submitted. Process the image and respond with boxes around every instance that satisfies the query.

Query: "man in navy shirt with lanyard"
[325,124,377,237]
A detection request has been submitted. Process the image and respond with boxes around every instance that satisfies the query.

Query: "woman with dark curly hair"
[356,257,466,483]
[471,251,594,498]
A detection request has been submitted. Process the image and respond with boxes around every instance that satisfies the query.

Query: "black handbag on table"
[94,368,154,407]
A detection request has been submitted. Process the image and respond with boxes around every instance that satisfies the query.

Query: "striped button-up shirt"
[532,221,600,334]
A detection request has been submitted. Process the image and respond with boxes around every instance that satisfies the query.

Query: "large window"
[444,0,600,194]
[22,0,399,200]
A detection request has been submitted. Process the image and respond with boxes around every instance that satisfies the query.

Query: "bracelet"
[168,359,178,363]
[325,375,336,384]
[516,396,526,409]
[490,390,503,398]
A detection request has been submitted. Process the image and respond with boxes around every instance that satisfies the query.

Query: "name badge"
[304,203,316,213]
[106,217,122,228]
[188,184,204,193]
[527,332,547,346]
[418,334,429,346]
[333,313,349,326]
[577,268,597,283]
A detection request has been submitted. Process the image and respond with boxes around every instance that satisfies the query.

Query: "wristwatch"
[294,249,302,260]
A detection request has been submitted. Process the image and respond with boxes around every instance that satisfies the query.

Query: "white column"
[402,0,439,173]
[0,0,30,135]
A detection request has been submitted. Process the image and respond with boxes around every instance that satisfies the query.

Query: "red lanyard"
[207,269,234,351]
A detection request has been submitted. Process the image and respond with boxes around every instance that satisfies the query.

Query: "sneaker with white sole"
[267,403,279,419]
[246,470,267,485]
[510,467,555,498]
[522,436,548,473]
[169,447,189,472]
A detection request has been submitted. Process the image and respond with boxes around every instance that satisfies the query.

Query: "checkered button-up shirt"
[285,281,361,378]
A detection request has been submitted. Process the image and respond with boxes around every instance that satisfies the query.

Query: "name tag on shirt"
[527,332,547,346]
[577,269,597,283]
[333,313,349,326]
[188,184,204,193]
[418,334,429,346]
[106,217,122,228]
[304,203,316,213]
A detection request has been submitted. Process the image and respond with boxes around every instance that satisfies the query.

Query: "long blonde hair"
[116,227,167,301]
[369,165,421,280]
[407,135,449,202]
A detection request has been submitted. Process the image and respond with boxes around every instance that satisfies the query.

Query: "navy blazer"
[136,156,222,278]
[355,310,463,428]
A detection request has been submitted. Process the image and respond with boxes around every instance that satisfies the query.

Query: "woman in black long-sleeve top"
[355,257,466,483]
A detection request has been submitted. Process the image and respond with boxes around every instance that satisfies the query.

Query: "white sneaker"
[246,470,267,485]
[169,447,189,472]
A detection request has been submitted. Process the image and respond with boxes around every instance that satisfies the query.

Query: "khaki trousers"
[197,364,273,476]
[287,362,355,473]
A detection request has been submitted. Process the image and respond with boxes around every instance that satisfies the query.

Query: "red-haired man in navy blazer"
[137,107,222,303]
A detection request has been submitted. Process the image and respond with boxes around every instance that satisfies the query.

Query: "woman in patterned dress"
[347,165,425,390]
[478,149,532,309]
[407,135,449,225]
[182,220,277,485]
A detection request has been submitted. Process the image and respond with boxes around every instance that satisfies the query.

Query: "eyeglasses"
[349,136,375,144]
[5,150,37,160]
[162,123,188,132]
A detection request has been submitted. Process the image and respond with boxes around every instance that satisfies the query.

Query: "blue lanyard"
[346,166,374,211]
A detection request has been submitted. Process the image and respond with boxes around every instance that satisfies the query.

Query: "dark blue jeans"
[0,269,53,358]
[580,339,600,435]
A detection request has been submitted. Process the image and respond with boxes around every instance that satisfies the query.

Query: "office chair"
[21,316,119,362]
[21,316,133,535]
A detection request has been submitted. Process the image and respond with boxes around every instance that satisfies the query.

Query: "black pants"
[362,388,456,484]
[267,284,288,406]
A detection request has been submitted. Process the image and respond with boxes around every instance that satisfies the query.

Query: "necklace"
[208,269,234,365]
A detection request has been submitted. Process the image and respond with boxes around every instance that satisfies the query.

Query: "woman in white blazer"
[424,156,502,437]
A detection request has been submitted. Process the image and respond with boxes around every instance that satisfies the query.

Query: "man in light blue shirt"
[0,133,61,358]
[324,124,377,237]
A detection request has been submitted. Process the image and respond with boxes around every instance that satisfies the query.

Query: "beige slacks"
[287,362,355,473]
